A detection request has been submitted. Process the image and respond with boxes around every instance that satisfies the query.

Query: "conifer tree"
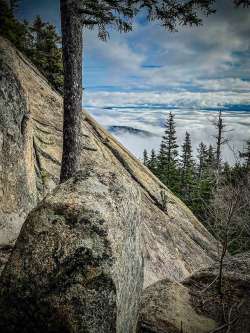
[28,17,64,93]
[0,2,64,93]
[158,112,179,191]
[143,149,149,166]
[42,24,64,94]
[240,139,250,168]
[197,142,208,179]
[179,131,194,202]
[180,132,193,174]
[30,16,47,68]
[148,149,158,173]
[22,19,33,51]
[9,0,19,12]
[222,162,231,182]
[190,143,216,221]
[207,144,216,170]
[212,111,230,172]
[32,16,46,48]
[0,0,27,50]
[158,112,178,169]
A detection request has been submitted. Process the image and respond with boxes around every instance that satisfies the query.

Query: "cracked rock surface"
[0,166,143,332]
[0,35,218,286]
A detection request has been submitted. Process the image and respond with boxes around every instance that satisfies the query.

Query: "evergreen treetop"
[143,149,149,166]
[0,1,64,94]
[197,142,208,179]
[179,131,195,202]
[159,112,178,167]
[240,139,250,168]
[180,131,194,172]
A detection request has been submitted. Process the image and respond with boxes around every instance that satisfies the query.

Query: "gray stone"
[0,165,143,332]
[140,253,250,333]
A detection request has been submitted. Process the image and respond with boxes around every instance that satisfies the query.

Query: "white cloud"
[85,90,250,108]
[84,0,250,93]
[88,107,250,164]
[193,78,250,92]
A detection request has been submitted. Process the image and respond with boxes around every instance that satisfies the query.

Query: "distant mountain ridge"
[108,125,158,137]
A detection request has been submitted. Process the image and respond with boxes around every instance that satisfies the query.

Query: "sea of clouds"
[86,105,250,164]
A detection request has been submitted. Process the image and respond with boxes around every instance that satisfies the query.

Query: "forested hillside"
[143,111,250,254]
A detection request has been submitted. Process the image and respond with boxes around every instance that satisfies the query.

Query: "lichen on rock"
[0,165,143,332]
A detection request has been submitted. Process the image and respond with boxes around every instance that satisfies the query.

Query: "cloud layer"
[88,107,250,164]
[85,90,250,109]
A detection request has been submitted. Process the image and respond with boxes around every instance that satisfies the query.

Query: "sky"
[17,0,250,162]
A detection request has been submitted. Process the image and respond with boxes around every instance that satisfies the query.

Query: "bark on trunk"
[60,0,83,182]
[216,111,222,172]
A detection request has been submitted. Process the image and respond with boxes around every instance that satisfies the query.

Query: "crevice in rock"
[33,117,62,133]
[20,113,30,136]
[33,139,61,166]
[80,144,98,152]
[33,137,45,195]
[35,134,53,145]
[33,138,43,172]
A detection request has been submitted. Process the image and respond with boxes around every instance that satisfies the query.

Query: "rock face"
[0,35,218,284]
[140,253,250,333]
[0,166,143,332]
[0,36,62,272]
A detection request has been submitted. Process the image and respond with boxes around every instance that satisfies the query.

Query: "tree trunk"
[216,111,222,172]
[60,0,83,182]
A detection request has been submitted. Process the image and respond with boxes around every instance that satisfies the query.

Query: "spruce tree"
[158,112,179,191]
[0,0,27,50]
[28,17,64,93]
[207,144,216,170]
[42,24,64,94]
[32,16,46,48]
[30,16,47,70]
[197,142,208,179]
[148,149,158,173]
[143,149,149,166]
[221,162,235,185]
[240,139,250,169]
[180,132,193,174]
[0,2,64,94]
[179,131,194,203]
[31,19,64,93]
[191,143,216,221]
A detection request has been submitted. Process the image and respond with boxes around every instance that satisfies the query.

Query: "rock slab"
[0,166,143,333]
[0,36,218,284]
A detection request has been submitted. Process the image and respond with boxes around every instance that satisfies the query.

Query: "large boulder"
[0,35,218,284]
[140,280,217,333]
[140,253,250,333]
[0,165,143,332]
